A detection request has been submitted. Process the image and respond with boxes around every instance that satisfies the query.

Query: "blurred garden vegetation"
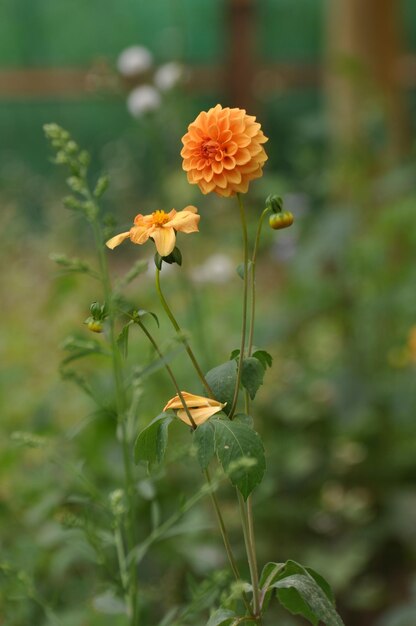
[2,1,416,625]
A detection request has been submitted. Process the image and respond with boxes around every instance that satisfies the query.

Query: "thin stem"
[247,208,270,356]
[135,318,198,429]
[205,469,253,616]
[238,491,262,621]
[155,267,215,398]
[229,193,250,418]
[134,320,249,611]
[89,208,139,626]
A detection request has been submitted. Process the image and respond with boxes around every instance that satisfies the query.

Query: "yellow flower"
[106,206,200,257]
[163,391,225,426]
[181,104,268,197]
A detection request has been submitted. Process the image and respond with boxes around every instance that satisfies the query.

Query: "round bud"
[87,320,104,333]
[269,211,294,230]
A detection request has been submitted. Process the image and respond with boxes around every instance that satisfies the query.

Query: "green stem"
[229,193,249,418]
[247,208,270,356]
[90,210,139,626]
[238,491,262,621]
[135,318,198,429]
[135,320,248,610]
[205,469,253,616]
[155,267,215,398]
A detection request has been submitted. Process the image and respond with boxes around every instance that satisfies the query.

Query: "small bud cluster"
[109,489,127,518]
[43,124,109,222]
[84,301,108,333]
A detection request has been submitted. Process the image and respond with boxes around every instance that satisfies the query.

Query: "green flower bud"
[269,211,294,230]
[265,194,283,213]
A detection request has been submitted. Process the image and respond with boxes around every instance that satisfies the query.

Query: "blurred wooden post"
[227,0,255,110]
[325,0,409,160]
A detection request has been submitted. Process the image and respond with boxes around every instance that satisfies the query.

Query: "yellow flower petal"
[151,226,176,257]
[106,232,131,249]
[166,207,200,233]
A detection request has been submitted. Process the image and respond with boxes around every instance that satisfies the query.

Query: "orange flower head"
[106,206,200,257]
[181,104,268,197]
[164,391,225,427]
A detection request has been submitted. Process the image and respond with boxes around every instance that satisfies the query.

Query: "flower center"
[201,139,220,160]
[152,210,170,226]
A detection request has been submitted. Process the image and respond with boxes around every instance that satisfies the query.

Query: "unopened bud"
[265,194,283,213]
[269,211,294,230]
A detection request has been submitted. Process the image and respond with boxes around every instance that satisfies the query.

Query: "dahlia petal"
[203,167,214,182]
[234,148,251,165]
[222,156,236,170]
[212,160,223,174]
[234,134,251,148]
[224,141,238,156]
[213,173,228,189]
[151,227,176,257]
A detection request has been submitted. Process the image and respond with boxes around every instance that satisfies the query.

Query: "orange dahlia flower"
[164,391,225,427]
[181,104,268,197]
[106,206,199,257]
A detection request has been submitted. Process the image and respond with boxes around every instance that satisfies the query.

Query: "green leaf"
[133,309,159,328]
[252,349,273,369]
[212,418,265,499]
[117,321,133,358]
[206,608,236,626]
[205,361,237,414]
[193,422,215,470]
[60,335,108,365]
[229,349,240,361]
[134,413,173,468]
[241,357,265,400]
[270,561,344,626]
[236,260,253,280]
[259,561,285,611]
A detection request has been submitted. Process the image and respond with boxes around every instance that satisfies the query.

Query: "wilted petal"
[177,405,223,426]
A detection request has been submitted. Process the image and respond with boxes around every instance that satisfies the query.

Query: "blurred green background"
[2,1,416,625]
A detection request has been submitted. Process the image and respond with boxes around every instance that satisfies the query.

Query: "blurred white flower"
[154,62,183,91]
[127,86,161,117]
[117,45,153,77]
[191,254,234,284]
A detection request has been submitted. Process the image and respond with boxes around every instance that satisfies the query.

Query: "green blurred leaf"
[212,417,265,499]
[206,608,236,626]
[117,321,133,359]
[205,361,237,414]
[236,261,253,280]
[193,422,216,470]
[134,413,173,468]
[117,259,148,289]
[252,349,273,369]
[270,561,344,626]
[241,357,265,400]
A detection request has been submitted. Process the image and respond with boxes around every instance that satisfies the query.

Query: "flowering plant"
[42,107,344,626]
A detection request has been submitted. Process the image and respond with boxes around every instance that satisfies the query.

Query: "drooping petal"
[106,231,131,249]
[151,226,176,257]
[177,404,223,426]
[163,391,225,427]
[166,207,200,233]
